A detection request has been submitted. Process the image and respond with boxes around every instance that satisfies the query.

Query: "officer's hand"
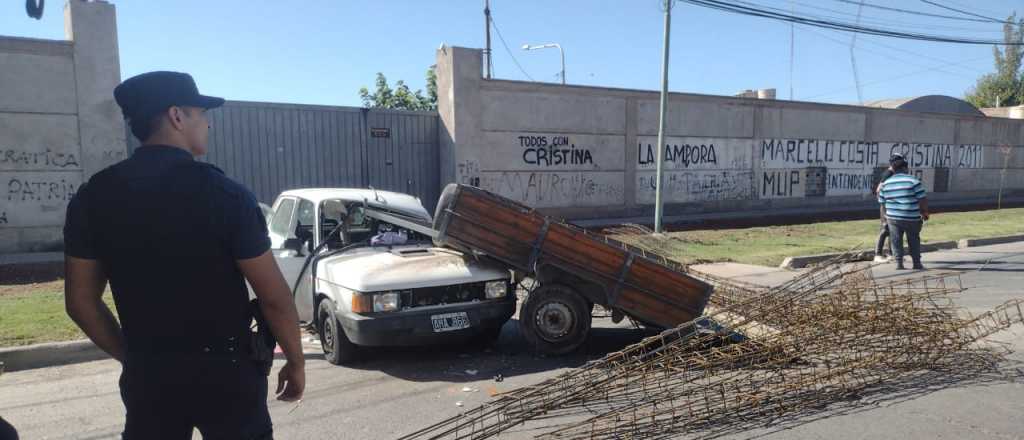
[276,361,305,402]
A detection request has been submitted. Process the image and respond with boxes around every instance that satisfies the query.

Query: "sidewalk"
[691,262,799,287]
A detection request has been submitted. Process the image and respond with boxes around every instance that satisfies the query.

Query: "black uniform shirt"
[64,145,270,354]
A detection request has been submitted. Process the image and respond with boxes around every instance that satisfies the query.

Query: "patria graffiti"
[7,178,78,202]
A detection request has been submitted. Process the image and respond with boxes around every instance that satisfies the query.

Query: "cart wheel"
[519,284,592,355]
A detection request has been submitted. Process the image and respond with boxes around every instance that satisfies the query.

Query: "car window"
[347,205,371,233]
[296,199,315,228]
[269,198,296,237]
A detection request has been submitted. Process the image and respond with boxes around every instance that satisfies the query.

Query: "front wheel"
[518,284,592,355]
[318,299,357,365]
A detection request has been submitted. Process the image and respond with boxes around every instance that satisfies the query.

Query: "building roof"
[863,95,983,116]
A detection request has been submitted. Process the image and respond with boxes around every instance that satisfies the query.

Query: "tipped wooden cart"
[430,184,714,355]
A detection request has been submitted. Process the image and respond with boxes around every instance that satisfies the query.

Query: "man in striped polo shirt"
[877,155,930,270]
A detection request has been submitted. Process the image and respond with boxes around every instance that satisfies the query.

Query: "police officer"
[63,71,305,439]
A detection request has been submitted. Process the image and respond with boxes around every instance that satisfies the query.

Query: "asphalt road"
[2,242,1022,440]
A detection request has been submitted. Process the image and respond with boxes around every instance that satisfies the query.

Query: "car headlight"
[484,280,508,299]
[373,292,400,312]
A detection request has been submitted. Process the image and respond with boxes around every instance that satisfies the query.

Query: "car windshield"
[319,198,433,250]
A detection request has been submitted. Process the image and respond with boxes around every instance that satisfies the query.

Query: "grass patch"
[611,208,1024,267]
[0,277,116,347]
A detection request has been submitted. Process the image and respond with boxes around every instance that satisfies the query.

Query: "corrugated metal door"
[127,101,439,211]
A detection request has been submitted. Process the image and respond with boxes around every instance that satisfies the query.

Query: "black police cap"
[113,71,224,122]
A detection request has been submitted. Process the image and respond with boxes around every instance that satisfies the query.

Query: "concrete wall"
[0,1,124,253]
[436,47,1024,222]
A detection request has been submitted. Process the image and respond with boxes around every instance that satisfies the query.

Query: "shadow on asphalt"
[326,318,660,383]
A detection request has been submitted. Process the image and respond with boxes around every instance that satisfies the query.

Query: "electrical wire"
[489,15,535,81]
[796,25,978,79]
[678,0,1024,45]
[775,0,1004,33]
[831,0,1013,25]
[928,0,1010,19]
[801,54,990,100]
[918,0,1012,24]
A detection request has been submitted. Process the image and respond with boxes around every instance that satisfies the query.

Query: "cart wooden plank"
[434,184,712,328]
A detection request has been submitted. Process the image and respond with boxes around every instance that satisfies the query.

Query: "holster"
[249,299,277,376]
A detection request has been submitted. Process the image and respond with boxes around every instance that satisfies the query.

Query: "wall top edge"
[223,100,438,116]
[477,80,1015,125]
[0,35,72,56]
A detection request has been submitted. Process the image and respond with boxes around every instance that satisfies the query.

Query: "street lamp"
[521,43,565,84]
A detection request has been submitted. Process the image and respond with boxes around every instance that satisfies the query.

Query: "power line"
[930,0,1010,19]
[489,15,534,81]
[678,0,1024,45]
[777,0,1004,33]
[831,0,1012,25]
[801,54,990,100]
[849,0,865,104]
[848,32,985,75]
[918,0,1010,24]
[796,25,978,79]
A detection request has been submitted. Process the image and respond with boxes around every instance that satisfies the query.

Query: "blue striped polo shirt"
[877,173,926,220]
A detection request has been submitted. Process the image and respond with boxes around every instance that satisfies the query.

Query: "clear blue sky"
[2,1,1019,107]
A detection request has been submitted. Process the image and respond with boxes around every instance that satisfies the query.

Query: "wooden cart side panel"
[451,188,545,240]
[443,188,546,268]
[541,223,629,282]
[616,287,701,327]
[445,216,533,269]
[626,258,712,303]
[441,184,713,327]
[625,261,710,315]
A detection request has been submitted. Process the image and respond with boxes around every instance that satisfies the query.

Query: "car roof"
[277,188,431,221]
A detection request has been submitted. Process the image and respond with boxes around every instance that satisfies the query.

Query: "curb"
[0,339,106,372]
[779,235,1024,270]
[0,252,63,266]
[957,234,1024,248]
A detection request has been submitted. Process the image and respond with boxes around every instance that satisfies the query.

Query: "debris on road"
[401,253,1024,439]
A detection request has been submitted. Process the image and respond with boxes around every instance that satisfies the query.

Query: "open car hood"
[317,245,509,292]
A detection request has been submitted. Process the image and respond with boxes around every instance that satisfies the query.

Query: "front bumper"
[336,296,516,346]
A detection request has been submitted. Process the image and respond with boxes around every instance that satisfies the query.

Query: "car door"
[290,198,319,323]
[268,196,306,292]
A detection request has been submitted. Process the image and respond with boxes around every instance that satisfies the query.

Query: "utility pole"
[484,0,493,79]
[789,0,794,100]
[849,0,865,105]
[654,0,672,233]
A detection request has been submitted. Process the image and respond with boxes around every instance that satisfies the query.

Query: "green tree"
[965,13,1024,108]
[359,69,437,111]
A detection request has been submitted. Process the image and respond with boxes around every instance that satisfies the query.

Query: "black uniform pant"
[120,354,272,440]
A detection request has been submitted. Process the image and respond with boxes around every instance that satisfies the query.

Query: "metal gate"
[127,101,441,211]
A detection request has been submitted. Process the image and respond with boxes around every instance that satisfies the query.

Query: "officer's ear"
[166,106,189,132]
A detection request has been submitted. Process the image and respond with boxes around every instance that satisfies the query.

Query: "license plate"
[431,312,471,333]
